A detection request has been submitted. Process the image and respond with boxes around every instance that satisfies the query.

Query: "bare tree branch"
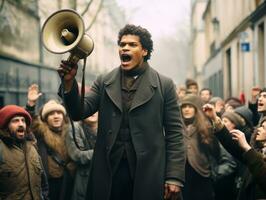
[67,0,77,10]
[85,0,103,32]
[73,0,77,10]
[81,0,93,16]
[57,0,62,9]
[0,0,5,13]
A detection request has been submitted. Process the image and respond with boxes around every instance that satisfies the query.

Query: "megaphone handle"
[67,53,80,65]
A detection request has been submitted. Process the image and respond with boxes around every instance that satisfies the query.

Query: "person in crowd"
[176,85,186,100]
[223,106,254,143]
[225,108,254,138]
[180,94,235,200]
[249,87,266,127]
[224,97,243,112]
[185,78,199,95]
[221,111,246,133]
[26,84,75,200]
[199,88,212,104]
[203,103,266,200]
[221,110,252,198]
[0,105,49,200]
[231,129,266,192]
[66,112,98,200]
[209,97,225,117]
[58,24,185,200]
[235,106,254,138]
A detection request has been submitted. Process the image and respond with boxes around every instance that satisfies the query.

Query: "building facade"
[0,0,125,107]
[191,0,266,99]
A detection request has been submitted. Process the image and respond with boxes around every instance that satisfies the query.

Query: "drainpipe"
[36,0,43,93]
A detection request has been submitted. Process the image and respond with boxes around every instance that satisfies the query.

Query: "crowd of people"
[0,23,266,200]
[177,78,266,200]
[0,83,97,200]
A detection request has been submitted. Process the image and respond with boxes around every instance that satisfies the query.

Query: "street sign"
[241,42,250,52]
[239,31,248,42]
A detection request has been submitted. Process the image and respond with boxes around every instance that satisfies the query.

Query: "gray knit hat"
[222,111,245,129]
[180,94,203,110]
[209,97,223,105]
[234,106,253,128]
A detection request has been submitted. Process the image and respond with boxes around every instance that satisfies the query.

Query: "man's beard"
[9,126,26,143]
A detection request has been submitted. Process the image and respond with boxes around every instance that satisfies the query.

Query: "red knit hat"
[0,105,32,128]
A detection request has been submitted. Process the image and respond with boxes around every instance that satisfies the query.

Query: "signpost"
[239,32,249,97]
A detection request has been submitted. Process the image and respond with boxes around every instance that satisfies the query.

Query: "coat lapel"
[130,64,157,112]
[104,68,123,112]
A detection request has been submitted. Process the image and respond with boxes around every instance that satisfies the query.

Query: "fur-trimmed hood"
[31,116,70,160]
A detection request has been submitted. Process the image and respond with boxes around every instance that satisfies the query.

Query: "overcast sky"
[115,0,191,85]
[115,0,191,38]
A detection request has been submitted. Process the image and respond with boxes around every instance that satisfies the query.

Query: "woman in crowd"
[180,94,228,200]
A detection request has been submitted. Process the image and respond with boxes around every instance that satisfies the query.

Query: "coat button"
[108,130,112,134]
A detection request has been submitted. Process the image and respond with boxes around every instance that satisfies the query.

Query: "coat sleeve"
[59,77,102,121]
[242,148,266,191]
[40,156,49,200]
[66,122,93,165]
[0,141,3,165]
[25,104,37,118]
[215,126,246,162]
[163,79,185,183]
[248,101,260,127]
[210,142,237,181]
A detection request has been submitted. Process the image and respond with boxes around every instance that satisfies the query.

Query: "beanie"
[0,105,32,128]
[180,94,203,110]
[234,106,253,128]
[185,78,198,89]
[41,100,66,120]
[225,97,243,109]
[222,111,245,129]
[209,97,223,105]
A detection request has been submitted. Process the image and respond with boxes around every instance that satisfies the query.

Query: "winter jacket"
[0,130,48,200]
[66,122,96,200]
[31,116,76,200]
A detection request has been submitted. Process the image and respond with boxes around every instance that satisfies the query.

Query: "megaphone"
[42,9,94,64]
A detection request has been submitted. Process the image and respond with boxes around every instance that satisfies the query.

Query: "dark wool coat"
[61,64,185,200]
[242,148,266,191]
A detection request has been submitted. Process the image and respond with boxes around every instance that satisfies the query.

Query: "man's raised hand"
[27,84,42,106]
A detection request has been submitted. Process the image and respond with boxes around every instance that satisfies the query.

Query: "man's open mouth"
[121,54,132,62]
[17,127,25,133]
[16,128,25,136]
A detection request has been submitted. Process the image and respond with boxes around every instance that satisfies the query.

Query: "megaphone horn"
[41,9,94,64]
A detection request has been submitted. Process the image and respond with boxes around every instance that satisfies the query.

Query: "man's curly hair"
[117,24,153,61]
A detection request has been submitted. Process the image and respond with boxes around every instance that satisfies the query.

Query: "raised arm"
[26,84,42,117]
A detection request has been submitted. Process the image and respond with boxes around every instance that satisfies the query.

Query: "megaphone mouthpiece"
[61,29,76,44]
